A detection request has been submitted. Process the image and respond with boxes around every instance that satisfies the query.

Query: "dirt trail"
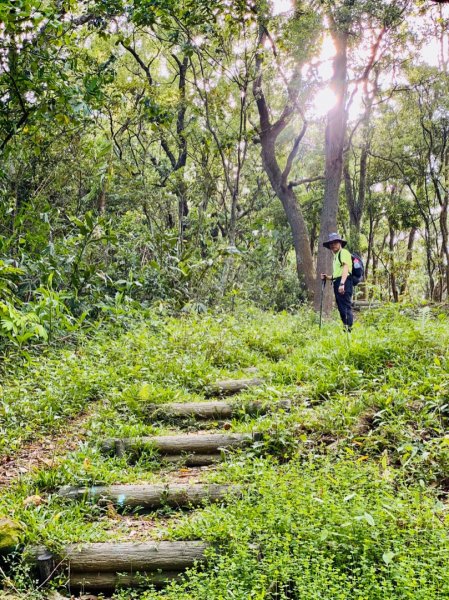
[0,408,96,488]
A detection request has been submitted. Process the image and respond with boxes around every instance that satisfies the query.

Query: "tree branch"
[282,121,308,185]
[253,26,272,136]
[288,176,324,189]
[120,42,153,85]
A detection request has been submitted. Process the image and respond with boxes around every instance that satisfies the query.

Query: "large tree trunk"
[253,23,315,300]
[314,25,348,312]
[260,138,315,294]
[344,39,382,254]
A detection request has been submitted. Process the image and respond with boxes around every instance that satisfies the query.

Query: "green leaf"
[364,512,375,527]
[382,551,395,565]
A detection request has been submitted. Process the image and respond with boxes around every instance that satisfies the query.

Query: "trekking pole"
[319,278,326,329]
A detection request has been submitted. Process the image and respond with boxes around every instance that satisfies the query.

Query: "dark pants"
[333,277,353,328]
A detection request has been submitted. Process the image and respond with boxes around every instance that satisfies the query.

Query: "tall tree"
[252,3,321,298]
[314,0,411,311]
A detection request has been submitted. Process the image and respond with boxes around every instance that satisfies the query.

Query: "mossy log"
[31,541,208,584]
[101,432,261,457]
[206,377,264,397]
[0,518,22,553]
[146,400,289,421]
[58,483,240,509]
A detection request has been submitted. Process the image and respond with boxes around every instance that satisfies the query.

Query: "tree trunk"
[97,186,106,213]
[440,150,449,299]
[365,209,375,282]
[417,203,436,301]
[372,232,388,297]
[253,22,315,299]
[344,144,368,254]
[260,136,315,296]
[314,25,348,312]
[343,158,358,247]
[399,226,417,295]
[388,225,399,302]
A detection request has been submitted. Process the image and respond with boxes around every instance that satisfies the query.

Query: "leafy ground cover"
[1,304,449,598]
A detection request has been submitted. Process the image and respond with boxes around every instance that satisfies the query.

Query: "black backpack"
[338,250,364,285]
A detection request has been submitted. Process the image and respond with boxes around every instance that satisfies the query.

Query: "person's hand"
[338,283,345,294]
[321,273,328,280]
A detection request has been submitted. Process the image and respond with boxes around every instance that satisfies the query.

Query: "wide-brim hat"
[323,232,347,249]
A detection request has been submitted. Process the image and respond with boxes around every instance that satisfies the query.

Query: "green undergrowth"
[150,456,449,600]
[2,304,449,598]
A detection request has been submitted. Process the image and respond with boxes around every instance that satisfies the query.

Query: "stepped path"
[18,374,293,597]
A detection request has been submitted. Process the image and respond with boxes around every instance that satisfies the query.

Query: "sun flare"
[308,87,338,118]
[271,0,293,16]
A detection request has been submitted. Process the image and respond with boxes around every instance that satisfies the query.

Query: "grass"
[1,303,449,598]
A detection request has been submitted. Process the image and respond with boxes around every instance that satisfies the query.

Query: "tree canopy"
[1,0,449,347]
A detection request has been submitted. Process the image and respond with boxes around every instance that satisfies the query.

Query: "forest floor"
[1,304,449,599]
[0,408,96,487]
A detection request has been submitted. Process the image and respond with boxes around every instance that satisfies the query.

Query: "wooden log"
[147,401,234,420]
[101,432,260,457]
[58,483,239,509]
[69,569,181,590]
[353,301,382,309]
[206,377,264,397]
[35,548,56,584]
[30,541,208,574]
[353,300,382,306]
[146,400,289,421]
[162,453,222,466]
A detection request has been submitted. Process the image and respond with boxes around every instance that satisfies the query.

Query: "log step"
[31,541,208,590]
[101,432,262,460]
[58,483,240,510]
[353,301,382,310]
[162,453,222,466]
[145,400,289,421]
[206,377,264,397]
[70,570,180,590]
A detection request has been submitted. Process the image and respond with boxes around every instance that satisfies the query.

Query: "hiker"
[321,232,353,331]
